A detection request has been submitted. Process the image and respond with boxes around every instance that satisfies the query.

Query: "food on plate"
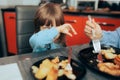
[31,66,39,74]
[35,59,54,79]
[101,48,117,59]
[97,62,120,76]
[58,69,64,77]
[58,59,68,69]
[96,47,120,76]
[64,69,76,80]
[114,54,120,66]
[51,56,59,63]
[32,56,76,80]
[46,64,58,80]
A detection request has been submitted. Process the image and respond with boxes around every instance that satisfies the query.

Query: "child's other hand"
[57,23,77,37]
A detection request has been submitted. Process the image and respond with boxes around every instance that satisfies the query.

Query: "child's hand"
[57,23,77,37]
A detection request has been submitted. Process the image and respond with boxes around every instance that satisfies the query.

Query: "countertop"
[1,8,120,18]
[0,44,119,80]
[63,9,120,18]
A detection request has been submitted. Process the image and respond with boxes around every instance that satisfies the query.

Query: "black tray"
[30,56,86,80]
[78,46,120,79]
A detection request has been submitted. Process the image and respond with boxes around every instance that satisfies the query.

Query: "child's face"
[40,19,57,30]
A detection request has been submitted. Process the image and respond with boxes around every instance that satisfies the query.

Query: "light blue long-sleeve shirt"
[29,27,63,53]
[100,27,120,48]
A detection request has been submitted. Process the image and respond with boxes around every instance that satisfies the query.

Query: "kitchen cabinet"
[3,12,17,54]
[81,16,120,31]
[64,14,90,46]
[92,17,120,31]
[2,9,120,53]
[64,14,120,46]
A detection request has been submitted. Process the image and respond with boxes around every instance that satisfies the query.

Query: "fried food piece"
[65,73,76,80]
[101,48,117,59]
[46,64,58,80]
[104,52,117,60]
[35,59,53,79]
[58,60,68,68]
[33,57,76,80]
[114,54,120,66]
[31,66,39,74]
[58,69,64,77]
[51,56,59,63]
[64,63,76,80]
[64,70,76,80]
[97,62,120,76]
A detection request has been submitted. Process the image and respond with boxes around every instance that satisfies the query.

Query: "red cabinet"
[83,16,120,31]
[64,14,90,46]
[3,12,17,54]
[93,17,120,31]
[64,14,120,46]
[3,11,120,53]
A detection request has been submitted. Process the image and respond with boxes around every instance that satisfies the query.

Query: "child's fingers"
[66,32,73,37]
[67,24,77,35]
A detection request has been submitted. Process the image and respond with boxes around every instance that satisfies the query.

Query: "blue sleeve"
[29,27,59,51]
[100,28,120,47]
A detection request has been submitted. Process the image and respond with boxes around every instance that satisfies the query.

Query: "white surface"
[0,63,23,80]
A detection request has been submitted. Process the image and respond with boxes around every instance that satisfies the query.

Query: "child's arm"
[29,27,59,52]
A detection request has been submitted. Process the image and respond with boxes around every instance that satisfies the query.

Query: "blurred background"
[0,0,120,11]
